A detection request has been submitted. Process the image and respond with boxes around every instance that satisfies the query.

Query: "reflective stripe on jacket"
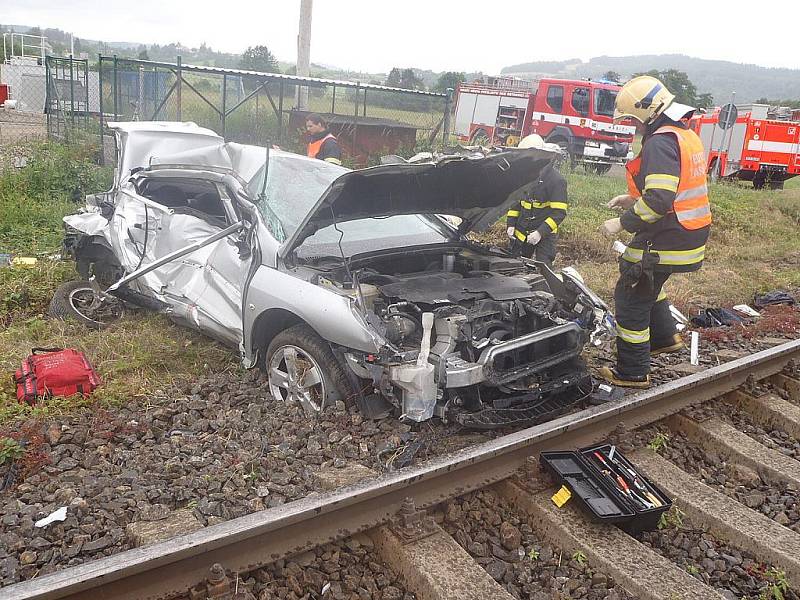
[619,117,711,273]
[505,163,567,241]
[625,126,711,231]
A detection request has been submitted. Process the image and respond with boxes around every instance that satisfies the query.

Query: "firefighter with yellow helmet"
[505,134,568,267]
[599,75,711,388]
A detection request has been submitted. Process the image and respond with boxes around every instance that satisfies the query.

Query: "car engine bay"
[296,244,603,428]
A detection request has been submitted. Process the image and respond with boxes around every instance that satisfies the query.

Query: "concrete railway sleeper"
[3,339,800,600]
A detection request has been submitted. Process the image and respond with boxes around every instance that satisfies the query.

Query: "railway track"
[4,338,800,600]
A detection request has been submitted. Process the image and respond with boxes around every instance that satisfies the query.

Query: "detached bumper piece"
[454,370,591,429]
[540,443,672,535]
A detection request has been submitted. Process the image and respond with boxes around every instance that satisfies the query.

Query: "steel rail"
[6,339,800,600]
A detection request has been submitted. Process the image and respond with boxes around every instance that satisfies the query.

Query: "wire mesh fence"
[40,55,452,167]
[0,56,50,145]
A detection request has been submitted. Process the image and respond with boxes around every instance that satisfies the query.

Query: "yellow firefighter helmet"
[613,75,675,124]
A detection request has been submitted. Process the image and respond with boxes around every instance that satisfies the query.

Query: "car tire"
[266,323,353,415]
[48,280,125,329]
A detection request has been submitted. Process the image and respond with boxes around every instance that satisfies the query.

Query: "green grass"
[552,168,800,309]
[0,140,237,426]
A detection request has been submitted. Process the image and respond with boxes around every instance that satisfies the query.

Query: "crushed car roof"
[109,121,223,185]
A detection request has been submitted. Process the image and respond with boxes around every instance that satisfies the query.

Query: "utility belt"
[516,215,557,236]
[619,241,659,292]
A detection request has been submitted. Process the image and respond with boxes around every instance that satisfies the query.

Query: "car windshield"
[247,153,451,255]
[248,154,346,242]
[594,88,617,118]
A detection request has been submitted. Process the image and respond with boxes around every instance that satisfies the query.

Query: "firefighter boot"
[651,334,684,356]
[597,367,651,389]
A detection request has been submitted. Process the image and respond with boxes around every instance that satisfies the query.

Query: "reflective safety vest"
[625,126,711,231]
[307,133,337,159]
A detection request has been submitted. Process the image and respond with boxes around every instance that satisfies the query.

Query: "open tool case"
[540,443,672,534]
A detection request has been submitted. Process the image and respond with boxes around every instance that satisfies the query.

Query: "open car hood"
[280,148,556,258]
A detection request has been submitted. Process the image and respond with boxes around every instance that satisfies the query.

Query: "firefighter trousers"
[514,233,557,267]
[614,270,678,378]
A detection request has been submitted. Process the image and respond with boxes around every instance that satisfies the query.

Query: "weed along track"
[2,339,800,600]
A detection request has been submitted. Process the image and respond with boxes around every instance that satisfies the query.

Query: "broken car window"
[248,155,346,242]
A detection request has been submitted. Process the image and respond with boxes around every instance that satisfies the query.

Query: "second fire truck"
[689,104,800,189]
[453,76,636,173]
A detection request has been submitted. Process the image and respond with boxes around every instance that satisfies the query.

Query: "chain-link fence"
[0,56,50,145]
[41,55,452,166]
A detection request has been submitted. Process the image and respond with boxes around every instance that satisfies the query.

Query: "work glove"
[600,217,623,237]
[507,226,516,239]
[526,231,542,245]
[607,194,636,210]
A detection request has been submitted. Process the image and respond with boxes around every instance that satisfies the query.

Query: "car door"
[183,183,254,345]
[111,173,251,346]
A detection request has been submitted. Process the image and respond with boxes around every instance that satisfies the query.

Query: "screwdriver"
[593,451,654,508]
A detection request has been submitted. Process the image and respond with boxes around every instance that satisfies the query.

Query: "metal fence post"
[278,80,284,143]
[442,87,454,149]
[113,54,119,121]
[69,54,75,136]
[152,66,157,118]
[45,56,51,138]
[353,82,360,160]
[331,84,336,114]
[176,55,182,121]
[363,89,367,117]
[222,73,227,138]
[99,55,105,164]
[83,58,89,131]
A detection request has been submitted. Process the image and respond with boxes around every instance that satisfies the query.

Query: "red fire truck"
[453,76,636,173]
[689,104,800,189]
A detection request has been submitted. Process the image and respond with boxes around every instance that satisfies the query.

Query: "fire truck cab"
[454,76,636,173]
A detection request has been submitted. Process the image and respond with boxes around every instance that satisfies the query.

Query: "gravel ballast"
[662,430,800,533]
[638,515,798,600]
[441,489,634,600]
[0,370,471,586]
[248,535,415,600]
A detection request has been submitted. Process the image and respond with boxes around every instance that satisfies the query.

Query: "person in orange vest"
[305,113,342,165]
[599,76,711,388]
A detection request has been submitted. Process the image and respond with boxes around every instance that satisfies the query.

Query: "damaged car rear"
[61,121,611,429]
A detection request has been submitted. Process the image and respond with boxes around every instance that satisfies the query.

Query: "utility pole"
[296,0,313,110]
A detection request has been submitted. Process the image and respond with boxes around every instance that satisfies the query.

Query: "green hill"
[501,55,800,104]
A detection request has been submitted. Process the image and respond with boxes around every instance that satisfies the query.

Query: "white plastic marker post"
[690,331,700,366]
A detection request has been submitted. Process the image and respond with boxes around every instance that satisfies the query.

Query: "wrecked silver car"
[60,122,610,428]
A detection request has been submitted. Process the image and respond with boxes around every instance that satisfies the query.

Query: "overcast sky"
[4,0,797,73]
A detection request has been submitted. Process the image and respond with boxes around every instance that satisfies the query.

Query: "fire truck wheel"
[768,180,784,190]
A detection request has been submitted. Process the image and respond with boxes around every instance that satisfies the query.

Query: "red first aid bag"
[14,348,101,405]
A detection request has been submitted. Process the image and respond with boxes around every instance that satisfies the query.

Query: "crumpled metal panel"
[69,178,246,345]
